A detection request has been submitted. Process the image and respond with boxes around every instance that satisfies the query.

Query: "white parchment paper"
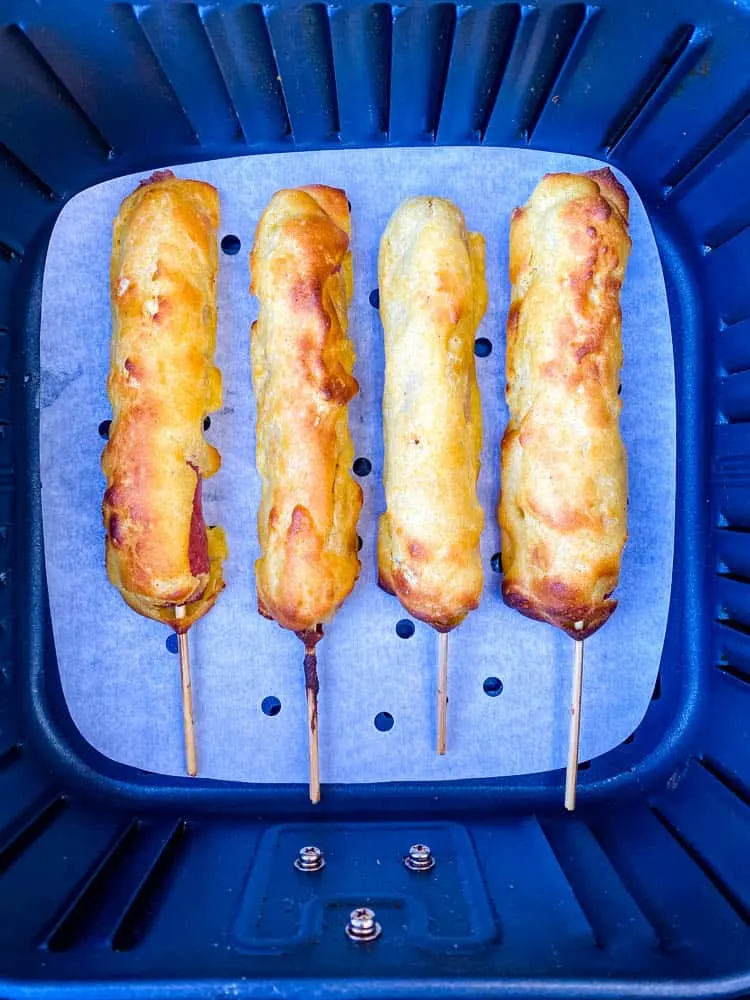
[40,148,675,783]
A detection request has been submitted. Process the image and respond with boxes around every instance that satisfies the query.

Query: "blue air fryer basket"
[1,0,749,996]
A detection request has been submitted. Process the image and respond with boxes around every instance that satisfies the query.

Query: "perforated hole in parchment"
[374,711,394,732]
[221,234,241,256]
[353,457,372,477]
[261,696,281,717]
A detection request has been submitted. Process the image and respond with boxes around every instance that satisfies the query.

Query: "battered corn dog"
[250,185,362,635]
[102,170,227,634]
[378,196,487,632]
[250,184,362,802]
[499,167,631,640]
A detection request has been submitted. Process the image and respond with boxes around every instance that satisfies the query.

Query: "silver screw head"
[294,845,325,872]
[345,906,382,942]
[404,843,435,872]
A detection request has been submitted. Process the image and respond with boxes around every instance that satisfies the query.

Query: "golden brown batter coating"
[251,185,362,633]
[378,196,487,632]
[103,170,227,634]
[499,168,631,640]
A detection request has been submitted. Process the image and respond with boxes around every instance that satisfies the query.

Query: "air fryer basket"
[1,0,749,996]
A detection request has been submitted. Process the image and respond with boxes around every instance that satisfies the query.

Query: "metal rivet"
[294,845,325,872]
[345,907,382,942]
[404,843,435,872]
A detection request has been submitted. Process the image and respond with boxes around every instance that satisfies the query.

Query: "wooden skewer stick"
[437,631,449,756]
[565,637,585,812]
[174,604,198,778]
[299,626,324,805]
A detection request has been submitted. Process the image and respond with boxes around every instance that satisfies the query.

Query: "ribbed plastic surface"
[0,0,748,996]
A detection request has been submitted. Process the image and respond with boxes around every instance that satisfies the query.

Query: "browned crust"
[498,167,630,640]
[250,186,362,633]
[377,565,481,634]
[377,196,488,631]
[501,580,617,640]
[586,167,630,226]
[102,170,226,628]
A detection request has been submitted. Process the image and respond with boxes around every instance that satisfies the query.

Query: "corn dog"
[250,185,362,635]
[103,170,227,634]
[499,167,631,639]
[378,196,487,631]
[251,184,362,801]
